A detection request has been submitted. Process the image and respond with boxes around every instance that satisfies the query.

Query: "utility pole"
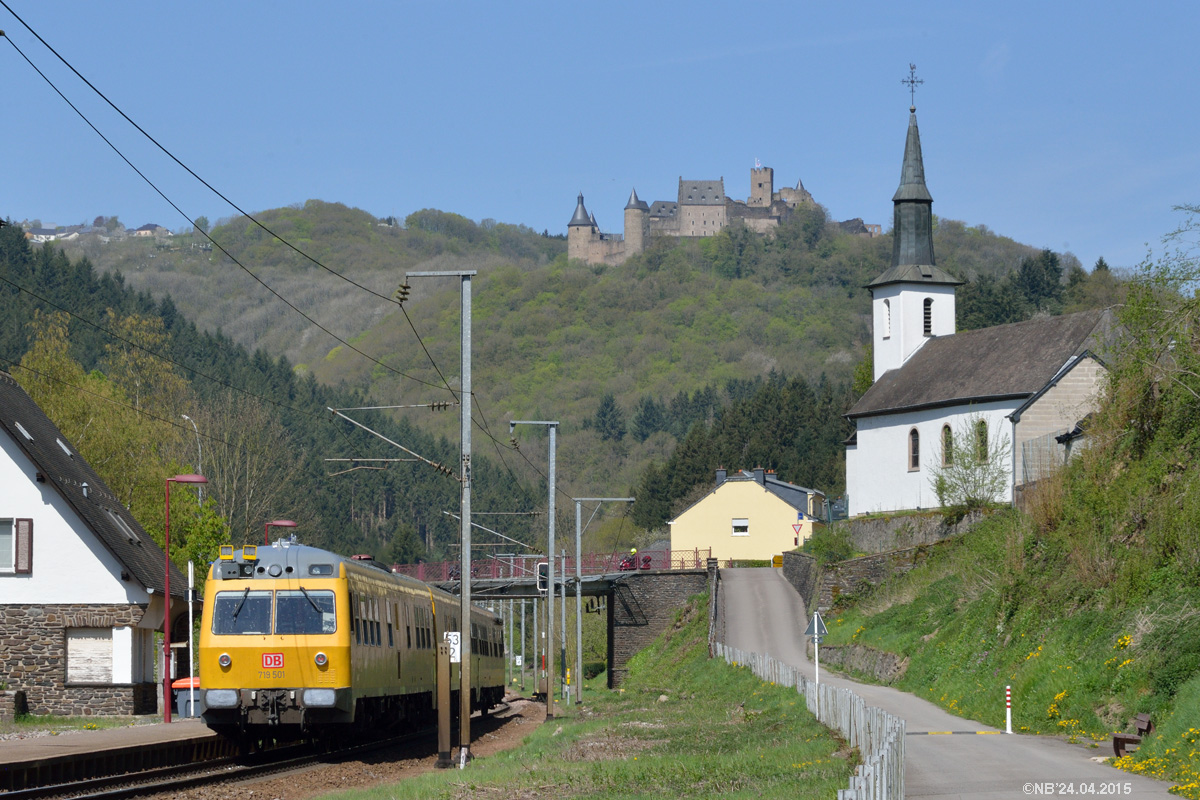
[572,497,634,704]
[408,270,476,765]
[509,419,558,718]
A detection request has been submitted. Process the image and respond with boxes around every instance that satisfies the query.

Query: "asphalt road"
[720,567,1175,799]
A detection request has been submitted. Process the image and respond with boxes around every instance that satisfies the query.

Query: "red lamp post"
[264,519,298,545]
[164,473,207,723]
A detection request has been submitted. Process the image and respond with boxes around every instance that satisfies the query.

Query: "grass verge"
[325,592,856,799]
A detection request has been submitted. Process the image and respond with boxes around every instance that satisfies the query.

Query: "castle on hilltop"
[568,164,831,266]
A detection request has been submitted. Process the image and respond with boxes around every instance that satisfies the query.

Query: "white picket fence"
[713,643,905,800]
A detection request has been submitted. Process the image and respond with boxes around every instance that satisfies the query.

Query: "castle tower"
[749,165,774,206]
[866,105,963,381]
[623,188,650,256]
[567,193,595,262]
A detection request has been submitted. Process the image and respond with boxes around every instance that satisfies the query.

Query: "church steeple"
[867,91,962,381]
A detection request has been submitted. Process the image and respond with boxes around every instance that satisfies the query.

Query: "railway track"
[5,702,513,800]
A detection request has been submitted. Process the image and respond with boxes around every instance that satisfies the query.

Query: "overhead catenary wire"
[0,25,450,395]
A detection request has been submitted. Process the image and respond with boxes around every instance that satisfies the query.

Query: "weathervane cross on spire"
[902,63,923,110]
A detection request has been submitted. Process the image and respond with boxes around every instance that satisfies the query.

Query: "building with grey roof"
[844,107,1111,516]
[0,371,190,715]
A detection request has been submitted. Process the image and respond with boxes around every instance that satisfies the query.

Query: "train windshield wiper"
[298,585,323,614]
[231,587,251,619]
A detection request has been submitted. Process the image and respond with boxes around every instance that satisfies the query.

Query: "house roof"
[679,179,725,205]
[568,193,591,227]
[668,469,823,524]
[846,309,1114,419]
[625,188,650,211]
[0,371,185,597]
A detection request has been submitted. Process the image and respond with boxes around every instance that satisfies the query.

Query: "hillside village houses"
[843,104,1112,517]
[0,371,189,716]
[568,164,880,266]
[669,468,827,564]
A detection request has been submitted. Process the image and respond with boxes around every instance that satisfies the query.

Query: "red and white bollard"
[1005,685,1012,734]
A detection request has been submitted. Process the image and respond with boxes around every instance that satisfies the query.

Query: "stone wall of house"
[0,604,157,716]
[608,566,715,688]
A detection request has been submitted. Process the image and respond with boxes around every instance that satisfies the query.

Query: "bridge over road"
[720,567,1176,799]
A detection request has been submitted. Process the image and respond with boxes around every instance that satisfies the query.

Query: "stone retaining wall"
[845,510,983,554]
[608,565,715,688]
[806,641,909,683]
[0,604,157,716]
[816,544,943,610]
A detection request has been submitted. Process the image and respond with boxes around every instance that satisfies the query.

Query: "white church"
[844,105,1112,517]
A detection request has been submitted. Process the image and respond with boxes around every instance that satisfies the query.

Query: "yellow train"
[198,539,504,744]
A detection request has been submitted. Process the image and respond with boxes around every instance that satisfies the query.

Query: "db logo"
[262,653,284,669]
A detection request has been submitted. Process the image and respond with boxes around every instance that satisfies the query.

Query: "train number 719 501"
[257,669,285,679]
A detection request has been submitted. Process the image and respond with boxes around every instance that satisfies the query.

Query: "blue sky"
[4,2,1198,271]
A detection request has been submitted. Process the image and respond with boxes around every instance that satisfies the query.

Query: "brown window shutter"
[15,518,32,574]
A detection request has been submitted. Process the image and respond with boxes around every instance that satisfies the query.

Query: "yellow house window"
[732,518,750,536]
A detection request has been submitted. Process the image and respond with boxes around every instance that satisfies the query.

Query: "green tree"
[593,393,626,442]
[193,216,210,235]
[630,395,665,442]
[928,415,1010,511]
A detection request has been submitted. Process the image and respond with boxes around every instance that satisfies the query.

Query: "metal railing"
[713,642,905,800]
[390,549,712,583]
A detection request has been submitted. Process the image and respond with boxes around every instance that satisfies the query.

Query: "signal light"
[218,653,232,668]
[314,652,328,667]
[536,561,549,594]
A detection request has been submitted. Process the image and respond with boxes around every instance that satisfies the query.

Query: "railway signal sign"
[536,562,549,594]
[445,631,461,664]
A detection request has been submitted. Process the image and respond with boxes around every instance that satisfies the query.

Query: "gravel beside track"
[141,696,542,800]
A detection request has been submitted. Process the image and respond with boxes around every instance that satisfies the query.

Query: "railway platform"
[0,718,233,791]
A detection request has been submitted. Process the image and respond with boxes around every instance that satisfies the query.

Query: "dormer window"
[14,422,32,441]
[57,438,73,458]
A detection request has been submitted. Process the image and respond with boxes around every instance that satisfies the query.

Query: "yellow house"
[668,468,826,564]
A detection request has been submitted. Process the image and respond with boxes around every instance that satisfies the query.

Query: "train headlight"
[205,689,239,708]
[302,689,337,707]
[314,652,328,667]
[218,653,232,668]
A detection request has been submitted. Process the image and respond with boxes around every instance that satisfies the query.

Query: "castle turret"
[749,165,774,206]
[567,193,595,262]
[867,105,963,380]
[623,188,650,256]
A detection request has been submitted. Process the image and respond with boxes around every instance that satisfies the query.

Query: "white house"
[0,371,189,715]
[844,106,1112,517]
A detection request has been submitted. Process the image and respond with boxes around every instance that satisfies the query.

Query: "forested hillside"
[0,223,538,574]
[45,199,1124,546]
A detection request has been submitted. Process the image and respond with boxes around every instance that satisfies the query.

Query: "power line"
[0,26,450,395]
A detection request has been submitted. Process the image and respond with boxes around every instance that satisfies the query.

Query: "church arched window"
[942,424,953,466]
[883,299,892,339]
[923,298,934,336]
[975,420,989,462]
[908,428,920,471]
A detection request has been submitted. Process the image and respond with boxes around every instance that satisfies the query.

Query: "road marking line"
[907,731,1004,735]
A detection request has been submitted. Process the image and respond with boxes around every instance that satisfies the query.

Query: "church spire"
[568,193,591,227]
[890,107,935,268]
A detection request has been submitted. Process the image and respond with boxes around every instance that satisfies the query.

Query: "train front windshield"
[211,589,272,634]
[210,588,336,635]
[275,590,337,634]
